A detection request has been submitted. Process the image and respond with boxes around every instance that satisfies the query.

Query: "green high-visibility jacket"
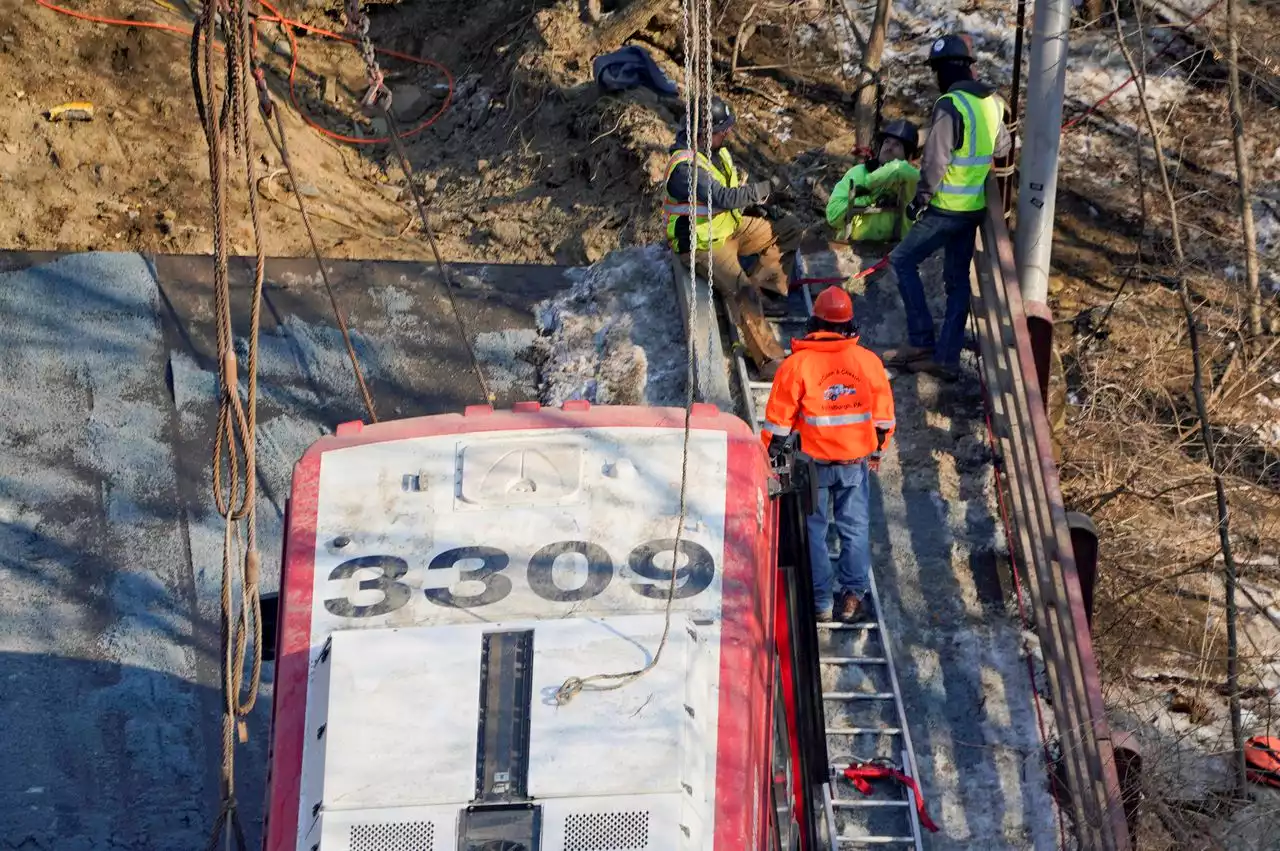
[825,159,921,242]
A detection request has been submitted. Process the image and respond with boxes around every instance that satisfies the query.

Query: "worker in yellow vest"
[663,96,803,378]
[883,34,1012,383]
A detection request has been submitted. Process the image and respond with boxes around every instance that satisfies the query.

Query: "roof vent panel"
[563,810,650,851]
[348,820,435,851]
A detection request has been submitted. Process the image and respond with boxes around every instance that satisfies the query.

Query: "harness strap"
[843,762,941,833]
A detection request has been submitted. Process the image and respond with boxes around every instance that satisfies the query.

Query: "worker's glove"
[868,451,882,473]
[905,200,927,222]
[750,180,772,204]
[874,192,899,208]
[743,204,769,219]
[767,434,788,461]
[875,427,889,451]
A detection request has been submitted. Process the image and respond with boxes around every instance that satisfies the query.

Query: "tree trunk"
[851,0,891,148]
[1225,0,1262,337]
[579,0,672,61]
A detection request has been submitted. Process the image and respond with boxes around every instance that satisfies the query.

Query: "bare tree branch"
[1108,0,1248,799]
[1224,0,1263,337]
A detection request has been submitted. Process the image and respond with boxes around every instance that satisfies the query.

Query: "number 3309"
[323,538,717,619]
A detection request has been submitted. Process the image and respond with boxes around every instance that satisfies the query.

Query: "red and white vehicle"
[263,400,832,851]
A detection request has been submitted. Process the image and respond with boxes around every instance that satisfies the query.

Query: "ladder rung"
[748,381,773,391]
[837,837,917,845]
[827,727,902,736]
[824,692,895,700]
[820,656,888,664]
[832,799,911,808]
[818,621,879,630]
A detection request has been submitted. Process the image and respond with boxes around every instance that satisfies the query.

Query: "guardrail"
[971,175,1131,850]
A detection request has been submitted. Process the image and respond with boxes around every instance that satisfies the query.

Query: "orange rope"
[32,0,453,145]
[34,0,223,44]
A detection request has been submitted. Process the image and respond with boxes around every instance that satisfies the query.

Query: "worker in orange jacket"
[762,287,896,623]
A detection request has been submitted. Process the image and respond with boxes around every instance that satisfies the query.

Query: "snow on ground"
[474,328,539,398]
[534,244,688,407]
[0,251,554,849]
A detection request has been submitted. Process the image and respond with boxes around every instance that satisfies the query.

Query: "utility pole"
[1014,0,1071,307]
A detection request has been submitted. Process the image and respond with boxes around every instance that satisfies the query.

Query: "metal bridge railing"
[971,175,1131,851]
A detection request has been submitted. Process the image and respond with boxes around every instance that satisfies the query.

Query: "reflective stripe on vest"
[663,147,741,251]
[762,421,792,436]
[804,411,872,427]
[931,91,1002,213]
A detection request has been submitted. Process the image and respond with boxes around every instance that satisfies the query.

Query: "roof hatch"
[457,439,584,509]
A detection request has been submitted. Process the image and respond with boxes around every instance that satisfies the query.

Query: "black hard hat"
[876,118,920,158]
[927,34,976,65]
[710,96,736,134]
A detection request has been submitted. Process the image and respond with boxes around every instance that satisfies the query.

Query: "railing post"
[1066,511,1098,630]
[1025,301,1054,415]
[1112,732,1143,849]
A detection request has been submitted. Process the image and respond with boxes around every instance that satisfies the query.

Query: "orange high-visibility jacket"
[760,332,895,463]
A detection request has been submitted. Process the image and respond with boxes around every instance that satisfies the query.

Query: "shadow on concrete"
[843,249,1059,847]
[0,249,573,849]
[0,650,274,851]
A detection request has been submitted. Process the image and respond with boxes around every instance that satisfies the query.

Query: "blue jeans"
[889,209,982,367]
[807,460,871,611]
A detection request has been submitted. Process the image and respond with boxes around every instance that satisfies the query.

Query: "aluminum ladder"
[732,254,927,851]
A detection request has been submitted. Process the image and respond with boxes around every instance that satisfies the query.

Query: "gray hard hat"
[876,119,921,158]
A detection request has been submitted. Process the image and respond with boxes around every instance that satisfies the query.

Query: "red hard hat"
[813,286,854,323]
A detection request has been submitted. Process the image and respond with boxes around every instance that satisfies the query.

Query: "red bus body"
[263,402,812,851]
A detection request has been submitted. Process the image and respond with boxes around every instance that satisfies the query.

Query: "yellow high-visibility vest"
[930,90,1003,213]
[662,147,743,252]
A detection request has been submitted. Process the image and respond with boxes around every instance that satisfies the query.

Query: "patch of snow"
[534,245,687,408]
[473,329,538,398]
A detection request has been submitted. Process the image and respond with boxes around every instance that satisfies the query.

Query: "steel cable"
[553,0,711,706]
[192,3,265,847]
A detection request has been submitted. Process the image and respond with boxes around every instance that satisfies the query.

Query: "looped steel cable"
[193,2,265,847]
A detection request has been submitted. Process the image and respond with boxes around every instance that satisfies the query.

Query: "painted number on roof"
[323,539,717,618]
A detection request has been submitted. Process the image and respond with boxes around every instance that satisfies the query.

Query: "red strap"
[844,763,940,833]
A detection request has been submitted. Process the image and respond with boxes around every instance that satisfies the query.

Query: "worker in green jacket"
[825,119,922,244]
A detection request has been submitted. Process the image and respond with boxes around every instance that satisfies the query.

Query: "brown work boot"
[881,344,933,368]
[909,359,960,383]
[836,590,867,624]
